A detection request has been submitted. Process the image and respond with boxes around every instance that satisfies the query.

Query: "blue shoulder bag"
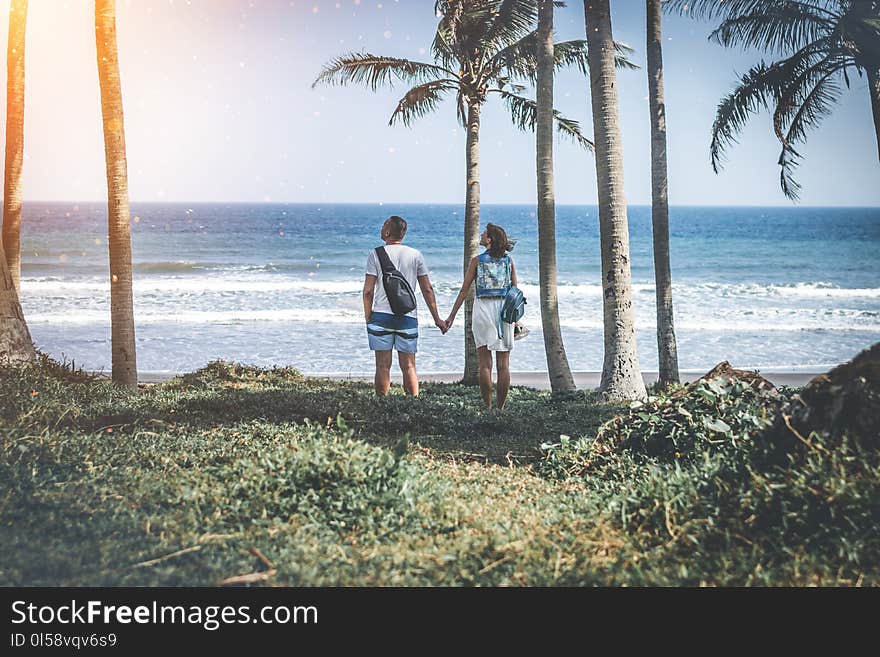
[497,257,526,339]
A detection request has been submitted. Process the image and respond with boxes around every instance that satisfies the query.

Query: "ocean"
[16,202,880,377]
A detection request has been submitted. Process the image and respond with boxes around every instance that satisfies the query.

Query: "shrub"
[536,372,880,585]
[162,360,305,390]
[599,379,787,461]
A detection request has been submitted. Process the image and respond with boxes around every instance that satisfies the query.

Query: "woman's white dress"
[472,297,514,352]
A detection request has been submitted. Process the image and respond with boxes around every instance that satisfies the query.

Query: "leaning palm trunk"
[0,239,33,361]
[96,0,137,389]
[870,65,880,162]
[584,0,647,402]
[537,0,576,393]
[462,100,482,385]
[2,0,27,293]
[647,0,679,387]
[0,0,34,362]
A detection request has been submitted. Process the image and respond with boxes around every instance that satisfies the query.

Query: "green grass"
[1,358,876,586]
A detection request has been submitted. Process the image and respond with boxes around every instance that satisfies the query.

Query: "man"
[363,215,446,396]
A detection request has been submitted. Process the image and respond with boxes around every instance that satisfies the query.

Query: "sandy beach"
[325,371,822,389]
[136,369,822,389]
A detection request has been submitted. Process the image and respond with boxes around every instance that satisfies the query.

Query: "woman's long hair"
[486,223,514,259]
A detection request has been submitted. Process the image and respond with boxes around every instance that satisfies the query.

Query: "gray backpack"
[375,246,417,316]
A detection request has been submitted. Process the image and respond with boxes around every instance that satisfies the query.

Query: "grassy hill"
[1,358,876,586]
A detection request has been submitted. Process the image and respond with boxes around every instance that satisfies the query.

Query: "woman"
[446,223,517,411]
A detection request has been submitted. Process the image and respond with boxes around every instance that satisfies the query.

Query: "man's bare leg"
[374,350,392,396]
[398,351,419,396]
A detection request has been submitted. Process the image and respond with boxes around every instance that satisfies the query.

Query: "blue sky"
[4,0,879,206]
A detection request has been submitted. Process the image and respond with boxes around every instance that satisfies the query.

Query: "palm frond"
[849,12,880,66]
[483,0,540,55]
[491,30,540,80]
[490,35,634,84]
[494,90,594,150]
[710,39,831,171]
[552,40,637,73]
[711,62,791,172]
[433,0,467,67]
[435,0,467,46]
[313,53,455,90]
[612,41,640,71]
[708,6,835,54]
[668,0,872,200]
[432,23,460,69]
[664,0,839,22]
[772,56,847,198]
[771,53,847,143]
[435,0,496,61]
[389,80,456,127]
[551,39,592,74]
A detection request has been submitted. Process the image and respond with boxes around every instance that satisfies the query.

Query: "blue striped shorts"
[367,312,419,353]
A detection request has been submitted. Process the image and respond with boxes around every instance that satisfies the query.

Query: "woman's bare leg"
[496,350,510,411]
[478,347,493,409]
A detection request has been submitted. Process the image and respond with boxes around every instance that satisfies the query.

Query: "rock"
[766,342,880,452]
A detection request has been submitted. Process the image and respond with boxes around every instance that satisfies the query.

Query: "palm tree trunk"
[869,65,880,163]
[584,0,647,402]
[647,0,679,387]
[2,0,27,293]
[537,0,576,394]
[96,0,138,389]
[0,0,33,362]
[0,239,33,361]
[462,99,481,385]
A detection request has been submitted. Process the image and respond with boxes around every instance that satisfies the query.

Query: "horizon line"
[17,200,880,210]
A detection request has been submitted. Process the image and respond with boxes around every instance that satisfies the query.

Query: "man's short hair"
[384,215,407,240]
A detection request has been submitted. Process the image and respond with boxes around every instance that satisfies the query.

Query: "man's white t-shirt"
[366,244,428,319]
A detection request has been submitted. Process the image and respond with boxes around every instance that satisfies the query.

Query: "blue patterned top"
[476,252,511,298]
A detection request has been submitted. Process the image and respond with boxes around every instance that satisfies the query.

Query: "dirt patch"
[768,342,879,452]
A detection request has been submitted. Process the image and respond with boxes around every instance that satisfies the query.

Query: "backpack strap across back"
[375,246,395,274]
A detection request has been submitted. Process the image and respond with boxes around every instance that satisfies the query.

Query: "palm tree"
[314,0,607,384]
[583,0,647,402]
[3,0,27,293]
[95,0,138,388]
[536,0,576,393]
[0,239,33,361]
[667,0,880,200]
[0,0,33,362]
[647,0,679,387]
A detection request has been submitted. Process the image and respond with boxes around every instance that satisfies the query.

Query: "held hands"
[433,308,458,335]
